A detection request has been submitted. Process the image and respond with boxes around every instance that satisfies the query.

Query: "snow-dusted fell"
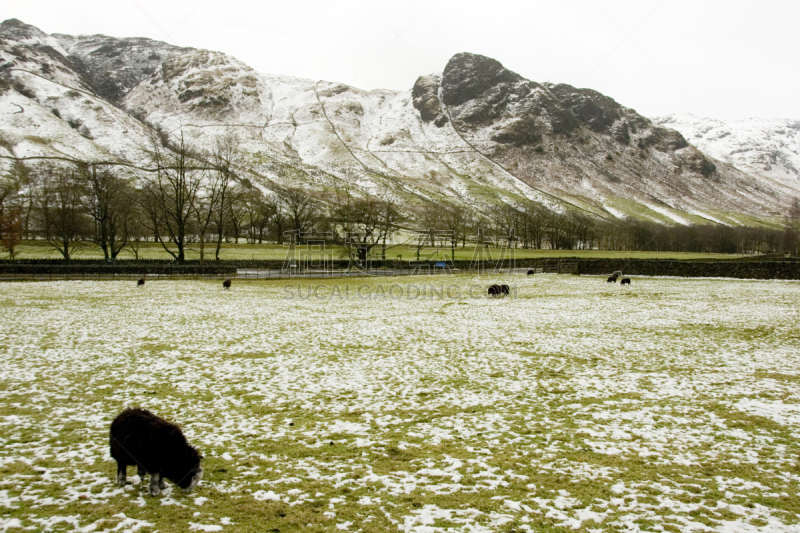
[655,113,800,188]
[1,18,797,225]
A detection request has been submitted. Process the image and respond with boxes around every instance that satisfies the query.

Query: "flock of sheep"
[136,273,630,295]
[605,270,631,284]
[115,268,633,496]
[117,269,630,495]
[117,269,632,496]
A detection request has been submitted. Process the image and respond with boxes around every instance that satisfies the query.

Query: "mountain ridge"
[654,113,800,188]
[0,18,796,226]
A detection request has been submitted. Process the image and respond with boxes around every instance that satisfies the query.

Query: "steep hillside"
[0,19,164,165]
[53,32,182,104]
[655,113,800,189]
[1,18,796,225]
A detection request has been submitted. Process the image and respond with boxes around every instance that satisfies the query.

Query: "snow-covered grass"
[1,275,799,532]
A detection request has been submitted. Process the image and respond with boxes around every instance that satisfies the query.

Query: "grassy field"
[5,241,747,261]
[1,275,799,532]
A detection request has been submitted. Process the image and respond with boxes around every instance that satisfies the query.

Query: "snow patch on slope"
[656,113,800,187]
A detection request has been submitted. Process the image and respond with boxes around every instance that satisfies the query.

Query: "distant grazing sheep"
[110,408,203,496]
[488,284,510,297]
[527,269,535,276]
[137,277,145,287]
[620,277,631,285]
[222,279,232,290]
[606,276,617,283]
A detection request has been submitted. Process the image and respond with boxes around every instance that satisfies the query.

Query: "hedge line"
[0,258,797,279]
[568,259,800,280]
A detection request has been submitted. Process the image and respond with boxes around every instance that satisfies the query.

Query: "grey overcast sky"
[3,0,799,120]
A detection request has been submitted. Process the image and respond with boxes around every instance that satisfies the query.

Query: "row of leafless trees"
[0,131,797,261]
[415,200,796,255]
[0,133,277,262]
[0,132,406,263]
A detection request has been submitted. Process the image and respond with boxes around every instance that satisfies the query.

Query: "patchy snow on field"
[0,275,799,532]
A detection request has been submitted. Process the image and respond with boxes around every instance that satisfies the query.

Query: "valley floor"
[5,241,748,261]
[1,275,799,532]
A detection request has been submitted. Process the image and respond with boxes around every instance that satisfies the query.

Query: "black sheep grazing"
[222,279,232,290]
[137,277,145,287]
[488,284,510,297]
[110,408,203,496]
[606,276,617,283]
[527,269,535,276]
[620,277,631,285]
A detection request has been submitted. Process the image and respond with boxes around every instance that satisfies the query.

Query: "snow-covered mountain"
[655,113,800,189]
[1,18,796,225]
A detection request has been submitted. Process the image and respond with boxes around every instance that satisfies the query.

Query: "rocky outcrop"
[0,18,50,42]
[54,34,182,103]
[411,75,446,127]
[436,52,705,167]
[441,53,523,107]
[547,84,621,134]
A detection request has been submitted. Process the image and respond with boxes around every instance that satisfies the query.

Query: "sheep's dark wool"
[621,277,631,285]
[527,270,535,276]
[607,276,617,283]
[222,279,232,290]
[488,284,510,297]
[137,278,145,287]
[110,408,203,496]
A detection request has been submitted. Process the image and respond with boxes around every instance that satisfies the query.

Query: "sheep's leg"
[116,463,126,487]
[149,472,161,496]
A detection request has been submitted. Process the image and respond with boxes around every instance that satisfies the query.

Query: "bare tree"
[441,203,470,258]
[0,166,21,215]
[330,186,400,264]
[225,184,250,244]
[0,207,22,259]
[785,196,800,255]
[377,193,403,260]
[35,166,91,261]
[243,189,276,244]
[520,201,548,249]
[190,173,222,266]
[344,197,387,263]
[210,132,243,260]
[139,131,206,263]
[418,203,444,247]
[0,164,24,259]
[125,194,150,261]
[545,210,567,249]
[492,204,521,249]
[280,187,318,244]
[80,164,134,260]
